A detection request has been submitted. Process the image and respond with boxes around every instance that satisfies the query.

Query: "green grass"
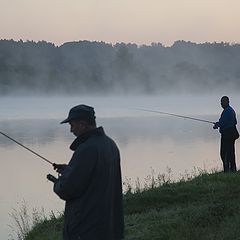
[22,171,240,240]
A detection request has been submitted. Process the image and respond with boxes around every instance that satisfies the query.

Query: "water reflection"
[0,119,69,147]
[0,115,218,146]
[0,115,227,180]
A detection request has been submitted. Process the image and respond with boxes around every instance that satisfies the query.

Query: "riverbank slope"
[25,172,240,240]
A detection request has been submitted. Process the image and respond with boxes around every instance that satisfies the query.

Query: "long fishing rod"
[0,131,53,165]
[135,108,215,124]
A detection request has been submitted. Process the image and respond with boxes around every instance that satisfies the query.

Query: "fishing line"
[135,108,215,124]
[0,131,53,165]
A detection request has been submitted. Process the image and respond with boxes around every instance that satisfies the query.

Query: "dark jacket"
[54,127,124,240]
[216,106,237,133]
[216,106,239,139]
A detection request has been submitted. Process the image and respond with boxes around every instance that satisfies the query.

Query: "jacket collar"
[70,126,105,151]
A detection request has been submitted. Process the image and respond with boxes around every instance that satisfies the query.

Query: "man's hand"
[213,123,218,129]
[53,163,67,174]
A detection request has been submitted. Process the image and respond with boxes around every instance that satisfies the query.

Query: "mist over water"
[1,93,239,118]
[0,94,239,239]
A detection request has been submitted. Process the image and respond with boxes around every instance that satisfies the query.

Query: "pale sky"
[1,0,240,46]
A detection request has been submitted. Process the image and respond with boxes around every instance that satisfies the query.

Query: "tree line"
[0,39,240,95]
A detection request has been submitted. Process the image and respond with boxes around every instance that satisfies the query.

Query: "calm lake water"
[0,95,239,239]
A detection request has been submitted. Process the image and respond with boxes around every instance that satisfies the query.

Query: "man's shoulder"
[91,132,118,148]
[228,106,236,115]
[224,106,235,113]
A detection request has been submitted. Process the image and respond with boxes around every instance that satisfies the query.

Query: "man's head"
[221,96,229,109]
[61,104,96,136]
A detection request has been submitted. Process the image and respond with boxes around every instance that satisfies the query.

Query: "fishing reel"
[47,174,57,183]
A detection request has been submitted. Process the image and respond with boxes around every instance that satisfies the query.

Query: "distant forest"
[0,39,240,95]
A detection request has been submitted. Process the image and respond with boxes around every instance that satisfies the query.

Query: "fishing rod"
[135,108,215,124]
[0,131,53,165]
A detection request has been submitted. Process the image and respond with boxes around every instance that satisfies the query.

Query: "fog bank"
[1,40,240,95]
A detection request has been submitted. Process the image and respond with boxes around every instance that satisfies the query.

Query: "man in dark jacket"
[47,104,124,240]
[213,96,239,172]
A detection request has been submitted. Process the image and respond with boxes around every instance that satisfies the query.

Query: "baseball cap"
[60,104,95,124]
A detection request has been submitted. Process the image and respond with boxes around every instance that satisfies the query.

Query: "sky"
[1,0,240,46]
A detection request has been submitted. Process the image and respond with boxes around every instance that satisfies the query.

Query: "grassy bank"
[23,172,240,240]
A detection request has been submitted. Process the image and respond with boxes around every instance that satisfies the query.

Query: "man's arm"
[220,108,232,127]
[53,146,97,201]
[214,108,231,129]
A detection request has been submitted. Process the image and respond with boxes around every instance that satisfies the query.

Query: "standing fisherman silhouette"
[213,96,239,172]
[47,104,124,240]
